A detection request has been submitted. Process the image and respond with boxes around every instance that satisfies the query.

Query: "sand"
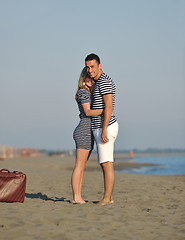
[0,155,185,240]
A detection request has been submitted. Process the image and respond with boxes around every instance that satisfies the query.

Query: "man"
[85,53,119,205]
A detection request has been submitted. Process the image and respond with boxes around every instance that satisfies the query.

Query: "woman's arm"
[82,102,103,116]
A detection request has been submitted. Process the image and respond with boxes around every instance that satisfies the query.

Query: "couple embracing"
[71,53,119,206]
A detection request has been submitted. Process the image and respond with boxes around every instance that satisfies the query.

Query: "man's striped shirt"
[91,73,117,130]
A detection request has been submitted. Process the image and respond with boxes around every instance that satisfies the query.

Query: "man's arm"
[101,94,113,143]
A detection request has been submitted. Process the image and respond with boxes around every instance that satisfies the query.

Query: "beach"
[0,155,185,240]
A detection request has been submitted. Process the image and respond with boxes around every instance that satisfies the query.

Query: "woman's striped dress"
[73,88,94,150]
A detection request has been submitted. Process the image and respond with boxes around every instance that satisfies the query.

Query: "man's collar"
[94,72,104,82]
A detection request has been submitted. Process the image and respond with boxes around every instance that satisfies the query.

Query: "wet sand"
[0,155,185,240]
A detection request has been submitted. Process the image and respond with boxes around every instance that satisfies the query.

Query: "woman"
[71,67,103,204]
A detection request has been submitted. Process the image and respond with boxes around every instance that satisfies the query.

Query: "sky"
[1,0,185,151]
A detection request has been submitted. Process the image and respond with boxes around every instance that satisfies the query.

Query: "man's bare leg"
[96,161,115,206]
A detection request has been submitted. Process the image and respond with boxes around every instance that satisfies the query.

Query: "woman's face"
[84,78,93,88]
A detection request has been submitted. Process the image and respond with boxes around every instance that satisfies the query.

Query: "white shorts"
[93,121,119,164]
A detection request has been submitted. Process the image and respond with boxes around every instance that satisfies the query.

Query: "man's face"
[85,60,101,80]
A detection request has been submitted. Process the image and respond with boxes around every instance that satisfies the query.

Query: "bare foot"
[95,200,111,206]
[70,199,86,204]
[110,199,114,204]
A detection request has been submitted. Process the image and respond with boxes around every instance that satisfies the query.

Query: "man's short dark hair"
[85,53,100,64]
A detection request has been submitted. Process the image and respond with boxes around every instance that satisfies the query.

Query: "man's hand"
[101,128,109,143]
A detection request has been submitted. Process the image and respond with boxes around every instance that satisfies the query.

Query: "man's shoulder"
[98,73,115,87]
[99,72,112,81]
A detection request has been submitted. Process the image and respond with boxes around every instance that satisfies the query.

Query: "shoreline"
[114,151,185,159]
[90,151,185,161]
[1,151,183,173]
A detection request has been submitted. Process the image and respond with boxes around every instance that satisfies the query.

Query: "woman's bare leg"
[71,148,90,204]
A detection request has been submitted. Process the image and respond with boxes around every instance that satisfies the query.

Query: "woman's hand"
[98,109,104,115]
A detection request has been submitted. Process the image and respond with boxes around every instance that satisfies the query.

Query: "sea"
[118,155,185,176]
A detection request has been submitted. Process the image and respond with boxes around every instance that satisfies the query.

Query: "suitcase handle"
[0,169,11,173]
[13,171,22,174]
[0,169,24,175]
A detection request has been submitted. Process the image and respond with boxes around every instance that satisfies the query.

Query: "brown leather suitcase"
[0,169,26,203]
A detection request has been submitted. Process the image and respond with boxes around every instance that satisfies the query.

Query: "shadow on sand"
[25,192,70,203]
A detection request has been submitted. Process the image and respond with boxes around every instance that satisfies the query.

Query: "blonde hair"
[75,67,95,100]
